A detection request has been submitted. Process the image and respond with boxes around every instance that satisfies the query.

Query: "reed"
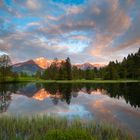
[0,116,136,140]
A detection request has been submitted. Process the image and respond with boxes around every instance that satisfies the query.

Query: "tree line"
[0,48,140,81]
[41,57,72,80]
[40,57,99,80]
[40,48,140,80]
[99,48,140,80]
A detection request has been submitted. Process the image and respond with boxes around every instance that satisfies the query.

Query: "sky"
[0,0,140,64]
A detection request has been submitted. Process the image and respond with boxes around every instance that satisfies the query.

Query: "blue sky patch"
[53,0,85,5]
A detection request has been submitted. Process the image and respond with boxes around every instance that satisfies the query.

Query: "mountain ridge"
[13,57,105,74]
[34,57,105,69]
[13,59,43,75]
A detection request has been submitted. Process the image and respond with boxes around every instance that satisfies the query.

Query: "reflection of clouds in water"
[3,88,140,137]
[1,83,140,137]
[6,94,92,119]
[91,99,110,113]
[88,95,140,137]
[76,91,108,104]
[57,105,92,119]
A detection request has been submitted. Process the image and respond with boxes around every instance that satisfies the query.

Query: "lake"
[0,82,140,137]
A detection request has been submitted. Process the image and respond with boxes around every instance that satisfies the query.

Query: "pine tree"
[0,54,12,82]
[65,57,72,80]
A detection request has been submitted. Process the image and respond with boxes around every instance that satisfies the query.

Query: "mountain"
[75,62,105,70]
[34,57,63,69]
[34,57,105,70]
[34,57,53,69]
[13,57,105,74]
[13,60,43,75]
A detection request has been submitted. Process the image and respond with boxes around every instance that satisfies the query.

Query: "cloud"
[0,1,4,7]
[0,0,140,64]
[26,0,41,10]
[87,0,131,57]
[27,22,41,27]
[46,15,60,21]
[66,6,84,15]
[70,35,88,41]
[112,14,140,52]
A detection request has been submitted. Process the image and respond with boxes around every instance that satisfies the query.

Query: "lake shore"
[0,116,136,140]
[0,78,140,83]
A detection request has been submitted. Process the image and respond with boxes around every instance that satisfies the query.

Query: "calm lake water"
[0,83,140,137]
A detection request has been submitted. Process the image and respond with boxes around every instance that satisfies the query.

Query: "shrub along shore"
[0,116,137,140]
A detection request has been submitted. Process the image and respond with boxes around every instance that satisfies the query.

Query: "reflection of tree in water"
[103,83,140,108]
[0,84,11,113]
[52,97,59,105]
[0,93,11,113]
[71,91,78,98]
[43,83,97,105]
[85,84,92,94]
[60,84,72,105]
[42,83,140,107]
[0,83,28,113]
[43,84,72,105]
[0,83,140,109]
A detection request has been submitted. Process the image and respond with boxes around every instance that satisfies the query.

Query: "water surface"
[0,83,140,137]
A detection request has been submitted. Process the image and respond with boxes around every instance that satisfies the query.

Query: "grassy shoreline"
[39,79,140,83]
[0,77,140,83]
[0,116,136,140]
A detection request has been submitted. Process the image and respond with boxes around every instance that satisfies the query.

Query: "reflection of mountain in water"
[0,85,12,113]
[32,89,63,101]
[0,83,140,113]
